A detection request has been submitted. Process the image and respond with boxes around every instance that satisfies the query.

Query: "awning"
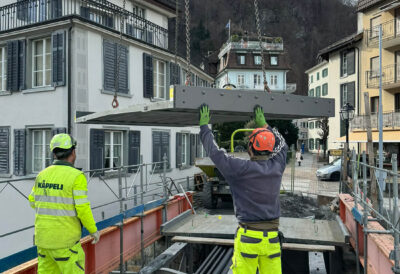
[335,131,400,143]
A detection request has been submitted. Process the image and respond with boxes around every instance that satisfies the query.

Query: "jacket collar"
[53,160,75,168]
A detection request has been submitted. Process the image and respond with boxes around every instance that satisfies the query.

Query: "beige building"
[305,34,362,156]
[349,0,400,161]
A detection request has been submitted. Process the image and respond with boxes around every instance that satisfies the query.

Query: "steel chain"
[254,0,271,93]
[185,0,191,86]
[174,0,179,64]
[112,0,126,108]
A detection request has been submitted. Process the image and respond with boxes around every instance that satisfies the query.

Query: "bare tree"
[318,117,329,159]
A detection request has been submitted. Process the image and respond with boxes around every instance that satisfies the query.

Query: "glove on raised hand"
[254,105,267,128]
[199,104,210,126]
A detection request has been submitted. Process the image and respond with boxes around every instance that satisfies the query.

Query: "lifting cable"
[184,0,192,86]
[174,0,180,64]
[254,0,271,94]
[112,0,127,108]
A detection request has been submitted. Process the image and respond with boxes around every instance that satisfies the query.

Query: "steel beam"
[139,243,187,274]
[76,86,335,127]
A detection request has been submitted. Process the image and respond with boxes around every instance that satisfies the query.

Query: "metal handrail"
[0,158,195,239]
[0,0,168,49]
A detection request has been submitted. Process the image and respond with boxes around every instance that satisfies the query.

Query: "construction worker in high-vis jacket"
[199,105,288,274]
[28,134,100,273]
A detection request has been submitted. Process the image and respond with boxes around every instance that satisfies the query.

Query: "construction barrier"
[3,193,193,274]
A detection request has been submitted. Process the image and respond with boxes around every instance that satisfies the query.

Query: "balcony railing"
[366,19,400,47]
[0,0,168,49]
[350,111,400,130]
[365,63,400,89]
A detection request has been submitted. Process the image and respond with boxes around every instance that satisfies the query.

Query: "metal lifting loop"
[112,0,126,108]
[185,0,191,86]
[254,0,271,94]
[112,95,119,108]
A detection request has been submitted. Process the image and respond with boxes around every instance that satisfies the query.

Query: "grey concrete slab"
[162,214,346,246]
[76,86,335,126]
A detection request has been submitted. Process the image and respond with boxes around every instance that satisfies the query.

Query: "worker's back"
[32,164,83,249]
[200,125,287,223]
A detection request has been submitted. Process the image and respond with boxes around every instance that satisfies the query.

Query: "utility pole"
[378,25,384,213]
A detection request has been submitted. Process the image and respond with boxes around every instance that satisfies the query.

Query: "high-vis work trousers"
[231,227,282,274]
[37,241,85,274]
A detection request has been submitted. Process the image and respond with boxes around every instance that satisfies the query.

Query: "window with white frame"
[270,75,278,86]
[153,59,166,99]
[270,56,278,66]
[133,5,145,18]
[237,74,245,86]
[341,52,348,77]
[181,133,189,166]
[254,74,261,88]
[32,130,52,173]
[254,55,261,65]
[238,55,245,65]
[32,38,52,87]
[0,47,6,91]
[105,131,123,168]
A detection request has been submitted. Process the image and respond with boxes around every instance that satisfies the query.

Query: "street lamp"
[340,103,355,146]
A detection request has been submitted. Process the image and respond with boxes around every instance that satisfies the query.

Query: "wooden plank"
[171,236,336,252]
[162,215,346,246]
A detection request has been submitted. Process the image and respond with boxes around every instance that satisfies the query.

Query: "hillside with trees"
[170,0,357,95]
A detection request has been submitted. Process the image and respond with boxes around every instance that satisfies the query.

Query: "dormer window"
[254,55,261,65]
[238,55,246,65]
[270,56,278,66]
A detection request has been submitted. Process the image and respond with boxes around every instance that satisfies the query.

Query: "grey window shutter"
[152,131,161,167]
[190,134,196,165]
[347,50,355,75]
[117,44,129,94]
[80,6,90,19]
[340,85,344,108]
[146,31,153,44]
[162,132,170,169]
[347,82,356,108]
[104,14,114,28]
[14,129,26,176]
[0,128,10,174]
[176,133,182,168]
[51,0,62,19]
[17,0,28,21]
[52,31,66,86]
[143,53,153,98]
[170,63,181,85]
[18,40,26,90]
[7,41,19,91]
[126,24,134,37]
[195,134,200,157]
[90,129,105,175]
[103,40,116,91]
[128,131,140,172]
[340,53,344,77]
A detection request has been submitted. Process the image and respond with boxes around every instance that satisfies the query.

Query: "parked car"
[316,158,341,181]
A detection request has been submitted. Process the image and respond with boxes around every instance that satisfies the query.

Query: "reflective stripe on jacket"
[28,161,97,249]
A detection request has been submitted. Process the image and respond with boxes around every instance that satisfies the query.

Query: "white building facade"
[305,33,361,157]
[0,0,212,259]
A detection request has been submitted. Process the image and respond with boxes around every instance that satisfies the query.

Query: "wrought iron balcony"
[350,111,400,130]
[365,19,400,49]
[365,63,400,89]
[0,0,168,49]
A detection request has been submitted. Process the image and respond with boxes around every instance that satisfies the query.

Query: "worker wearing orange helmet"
[199,105,288,274]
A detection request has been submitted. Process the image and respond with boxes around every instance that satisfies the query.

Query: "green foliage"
[266,120,299,148]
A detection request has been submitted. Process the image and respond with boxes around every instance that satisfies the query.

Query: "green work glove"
[254,105,267,128]
[199,104,210,126]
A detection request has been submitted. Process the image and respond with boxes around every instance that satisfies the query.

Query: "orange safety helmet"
[249,128,275,152]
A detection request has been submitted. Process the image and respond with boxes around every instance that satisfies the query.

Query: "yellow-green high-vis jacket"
[28,160,97,249]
